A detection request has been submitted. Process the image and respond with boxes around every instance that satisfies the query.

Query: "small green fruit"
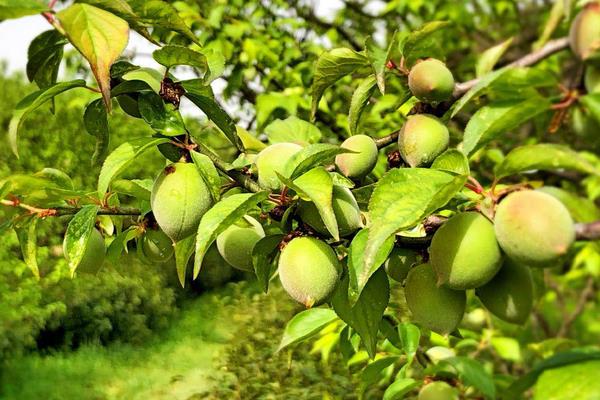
[334,134,378,178]
[476,258,534,324]
[141,228,173,262]
[494,190,575,267]
[151,162,213,242]
[404,263,466,334]
[65,228,105,274]
[278,237,341,307]
[255,142,303,190]
[569,2,600,60]
[385,247,420,282]
[418,381,459,400]
[297,185,362,237]
[408,58,455,103]
[398,114,449,167]
[216,216,265,271]
[195,244,236,289]
[430,212,502,290]
[585,65,600,93]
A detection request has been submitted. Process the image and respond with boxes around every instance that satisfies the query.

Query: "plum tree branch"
[0,199,141,217]
[556,276,595,338]
[375,36,570,149]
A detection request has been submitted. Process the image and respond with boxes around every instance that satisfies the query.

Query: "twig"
[1,199,141,217]
[556,276,595,337]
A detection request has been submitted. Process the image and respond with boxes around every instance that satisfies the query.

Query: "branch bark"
[556,276,595,338]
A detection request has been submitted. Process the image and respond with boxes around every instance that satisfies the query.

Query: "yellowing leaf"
[58,4,129,111]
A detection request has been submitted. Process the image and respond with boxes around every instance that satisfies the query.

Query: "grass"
[0,284,245,400]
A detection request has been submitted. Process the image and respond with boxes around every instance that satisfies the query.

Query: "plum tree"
[297,185,362,237]
[334,134,379,178]
[408,58,455,103]
[255,142,303,189]
[585,65,600,93]
[476,259,534,324]
[278,237,341,307]
[404,263,466,334]
[398,114,449,167]
[418,381,459,400]
[569,2,600,60]
[385,247,421,282]
[494,190,575,267]
[216,216,265,271]
[140,228,173,263]
[64,228,105,275]
[430,212,502,289]
[151,162,213,242]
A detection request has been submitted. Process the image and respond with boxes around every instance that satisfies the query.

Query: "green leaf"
[476,38,513,77]
[34,168,74,190]
[9,80,86,157]
[432,149,470,175]
[14,218,39,279]
[0,0,47,20]
[539,186,600,223]
[449,68,510,118]
[361,356,399,387]
[462,96,550,155]
[382,378,419,400]
[185,90,243,151]
[292,168,338,240]
[26,30,67,92]
[236,126,267,152]
[252,234,283,293]
[122,67,163,92]
[398,323,420,360]
[264,116,322,146]
[106,226,139,264]
[193,192,268,278]
[111,179,152,200]
[365,168,465,272]
[153,45,207,72]
[444,357,495,399]
[506,348,600,398]
[278,308,339,352]
[110,60,140,78]
[202,48,226,84]
[311,48,369,119]
[401,21,451,67]
[111,79,153,97]
[138,92,186,137]
[64,205,99,277]
[174,235,195,287]
[83,98,110,165]
[348,229,395,303]
[495,144,600,179]
[490,337,522,362]
[332,268,390,359]
[58,4,129,110]
[190,151,221,203]
[127,0,199,45]
[365,37,386,93]
[534,360,600,400]
[287,143,350,180]
[349,75,377,136]
[580,93,600,123]
[97,137,169,198]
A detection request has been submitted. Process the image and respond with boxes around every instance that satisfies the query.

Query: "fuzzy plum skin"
[430,212,502,289]
[385,247,420,282]
[476,258,534,324]
[335,134,378,178]
[141,229,174,262]
[494,190,575,267]
[585,65,600,93]
[408,58,455,103]
[404,263,466,334]
[255,142,303,190]
[418,381,459,400]
[569,2,600,60]
[297,186,362,237]
[278,237,341,307]
[398,114,449,167]
[216,216,265,271]
[151,162,213,242]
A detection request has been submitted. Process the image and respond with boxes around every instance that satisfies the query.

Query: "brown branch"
[574,221,600,240]
[556,276,595,338]
[1,199,141,217]
[375,36,570,149]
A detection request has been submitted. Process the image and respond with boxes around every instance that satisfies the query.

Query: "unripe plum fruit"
[408,58,455,104]
[569,2,600,60]
[398,114,449,167]
[385,247,421,282]
[585,65,600,93]
[195,244,236,289]
[494,190,575,267]
[297,185,362,237]
[278,237,341,307]
[151,162,213,242]
[418,381,459,400]
[430,212,502,290]
[141,228,173,262]
[65,228,105,274]
[334,134,378,178]
[255,142,303,190]
[216,216,265,271]
[476,258,534,324]
[404,263,466,334]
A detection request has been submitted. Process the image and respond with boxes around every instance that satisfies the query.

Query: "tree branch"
[556,276,595,338]
[1,199,141,217]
